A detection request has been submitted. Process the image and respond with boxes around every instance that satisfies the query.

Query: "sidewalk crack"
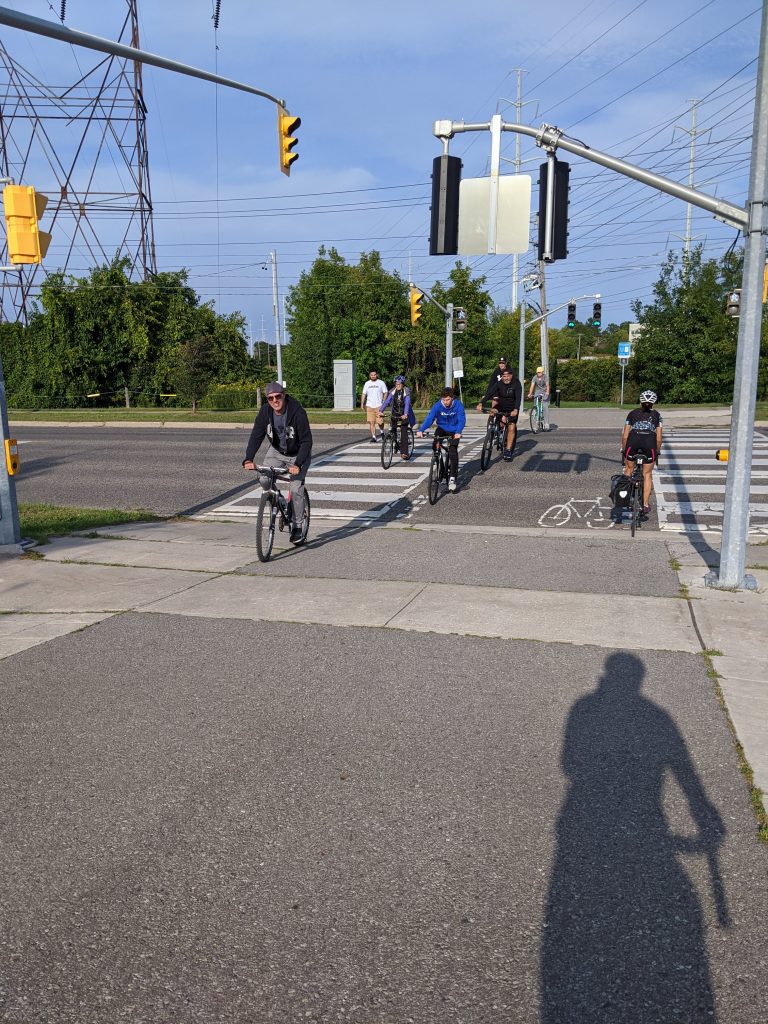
[382,582,428,627]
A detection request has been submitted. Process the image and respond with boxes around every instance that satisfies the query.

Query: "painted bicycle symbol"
[538,497,616,529]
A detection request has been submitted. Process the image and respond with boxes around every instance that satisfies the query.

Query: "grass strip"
[702,650,768,844]
[19,503,161,545]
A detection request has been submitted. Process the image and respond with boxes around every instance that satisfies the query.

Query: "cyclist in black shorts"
[620,390,663,516]
[476,365,522,461]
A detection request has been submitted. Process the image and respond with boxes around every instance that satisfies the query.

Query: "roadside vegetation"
[1,244,765,413]
[19,503,160,545]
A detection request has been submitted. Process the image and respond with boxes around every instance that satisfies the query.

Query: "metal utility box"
[333,359,356,411]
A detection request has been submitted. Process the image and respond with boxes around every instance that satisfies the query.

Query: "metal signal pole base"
[704,570,758,591]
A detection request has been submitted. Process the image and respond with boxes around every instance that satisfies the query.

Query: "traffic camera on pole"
[409,285,424,326]
[567,302,576,328]
[725,289,741,318]
[277,107,300,176]
[2,184,51,264]
[592,301,602,328]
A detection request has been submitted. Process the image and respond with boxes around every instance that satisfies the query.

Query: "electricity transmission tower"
[0,0,157,323]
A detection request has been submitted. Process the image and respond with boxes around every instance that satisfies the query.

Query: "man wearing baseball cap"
[243,382,313,543]
[487,356,510,393]
[527,366,551,430]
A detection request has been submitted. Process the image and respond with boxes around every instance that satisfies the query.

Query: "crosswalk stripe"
[201,431,486,522]
[655,428,768,533]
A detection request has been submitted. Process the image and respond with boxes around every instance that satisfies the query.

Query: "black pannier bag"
[610,473,631,507]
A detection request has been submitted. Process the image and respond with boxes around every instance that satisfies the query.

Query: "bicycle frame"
[427,435,451,504]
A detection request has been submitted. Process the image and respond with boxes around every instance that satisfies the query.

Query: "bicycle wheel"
[630,483,641,538]
[480,424,494,471]
[407,426,415,456]
[381,433,394,470]
[529,403,541,433]
[428,451,441,504]
[538,503,572,527]
[293,491,311,546]
[256,492,276,561]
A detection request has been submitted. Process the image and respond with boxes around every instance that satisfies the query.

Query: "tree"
[173,334,217,412]
[631,246,767,403]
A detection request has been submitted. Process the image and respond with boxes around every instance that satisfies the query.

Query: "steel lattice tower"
[0,0,157,323]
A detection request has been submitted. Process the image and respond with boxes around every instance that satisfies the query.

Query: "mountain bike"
[381,420,415,469]
[529,394,544,433]
[480,412,506,471]
[254,465,311,562]
[427,433,452,504]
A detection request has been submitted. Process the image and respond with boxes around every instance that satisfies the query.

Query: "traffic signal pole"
[0,353,21,552]
[433,33,765,587]
[713,0,768,590]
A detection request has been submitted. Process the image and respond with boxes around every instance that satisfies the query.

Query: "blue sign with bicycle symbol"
[617,342,632,359]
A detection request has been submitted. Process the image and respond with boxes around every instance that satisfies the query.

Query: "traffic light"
[277,107,300,176]
[592,302,602,328]
[567,303,576,328]
[537,158,570,263]
[409,285,424,326]
[725,289,741,318]
[429,154,462,256]
[2,184,51,264]
[453,307,467,332]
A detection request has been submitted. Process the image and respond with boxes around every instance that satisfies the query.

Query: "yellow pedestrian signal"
[409,286,424,326]
[277,107,301,176]
[4,438,20,475]
[2,184,51,264]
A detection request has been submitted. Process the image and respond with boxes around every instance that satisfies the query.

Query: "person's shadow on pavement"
[540,651,728,1023]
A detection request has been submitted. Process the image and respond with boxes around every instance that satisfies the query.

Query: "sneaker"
[448,477,457,492]
[642,504,651,517]
[369,435,377,443]
[290,526,304,543]
[503,449,513,461]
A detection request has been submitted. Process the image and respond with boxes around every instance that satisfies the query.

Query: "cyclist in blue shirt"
[417,387,466,492]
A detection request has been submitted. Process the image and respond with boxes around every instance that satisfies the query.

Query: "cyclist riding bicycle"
[243,381,313,543]
[379,375,416,460]
[615,390,663,519]
[417,387,466,492]
[527,366,551,431]
[476,365,522,461]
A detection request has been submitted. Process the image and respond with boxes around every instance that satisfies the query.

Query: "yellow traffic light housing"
[409,286,424,326]
[2,184,51,264]
[277,107,301,176]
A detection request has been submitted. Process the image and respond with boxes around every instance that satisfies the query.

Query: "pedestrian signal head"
[2,184,51,264]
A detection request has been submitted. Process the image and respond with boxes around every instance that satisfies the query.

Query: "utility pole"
[576,333,582,360]
[537,259,550,383]
[673,99,708,260]
[270,250,283,386]
[711,0,768,591]
[511,70,525,310]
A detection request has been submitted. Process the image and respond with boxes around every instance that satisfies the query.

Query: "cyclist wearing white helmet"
[618,390,663,517]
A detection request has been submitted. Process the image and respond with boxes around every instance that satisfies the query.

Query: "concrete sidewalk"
[1,516,766,797]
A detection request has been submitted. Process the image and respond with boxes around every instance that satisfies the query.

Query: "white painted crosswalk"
[204,431,486,523]
[656,428,768,534]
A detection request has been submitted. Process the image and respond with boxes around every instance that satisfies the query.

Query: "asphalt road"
[13,426,355,517]
[14,425,627,528]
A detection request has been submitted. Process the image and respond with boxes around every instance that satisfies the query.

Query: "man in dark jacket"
[243,381,312,542]
[476,365,522,460]
[487,356,510,392]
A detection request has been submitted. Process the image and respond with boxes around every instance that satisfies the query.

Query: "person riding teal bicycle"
[527,366,551,430]
[417,387,466,492]
[379,375,416,460]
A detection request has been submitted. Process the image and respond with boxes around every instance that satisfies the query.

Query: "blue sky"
[1,0,761,344]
